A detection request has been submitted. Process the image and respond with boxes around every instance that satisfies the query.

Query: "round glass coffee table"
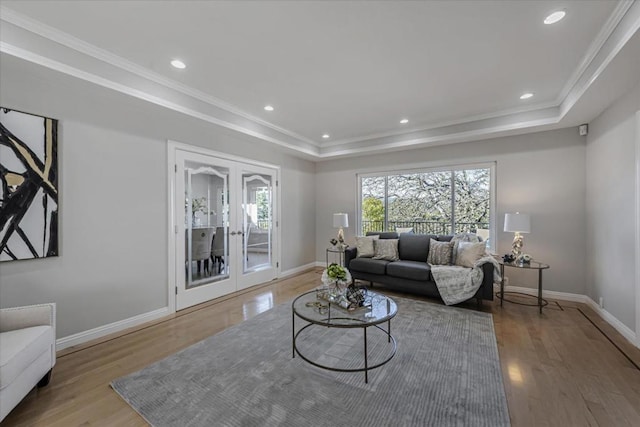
[291,289,397,383]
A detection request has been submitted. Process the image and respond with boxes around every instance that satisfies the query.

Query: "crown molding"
[559,0,640,118]
[324,1,639,151]
[317,114,559,159]
[320,99,558,148]
[0,41,321,159]
[556,0,635,105]
[1,4,638,161]
[0,6,320,149]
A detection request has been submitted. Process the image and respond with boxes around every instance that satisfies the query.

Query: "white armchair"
[0,303,56,422]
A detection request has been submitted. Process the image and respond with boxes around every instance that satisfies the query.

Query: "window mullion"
[384,175,389,232]
[450,170,455,235]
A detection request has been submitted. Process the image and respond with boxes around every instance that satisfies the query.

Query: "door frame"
[167,140,281,313]
[635,111,640,348]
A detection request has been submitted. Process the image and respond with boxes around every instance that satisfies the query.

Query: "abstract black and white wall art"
[0,108,58,262]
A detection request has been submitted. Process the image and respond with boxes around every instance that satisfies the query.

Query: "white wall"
[586,80,640,332]
[0,55,317,339]
[316,127,587,295]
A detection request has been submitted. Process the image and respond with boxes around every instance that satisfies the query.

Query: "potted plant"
[321,263,352,299]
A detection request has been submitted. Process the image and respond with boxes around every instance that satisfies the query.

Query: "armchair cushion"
[0,303,56,422]
[0,326,53,389]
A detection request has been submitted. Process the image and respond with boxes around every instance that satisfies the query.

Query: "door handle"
[230,231,237,236]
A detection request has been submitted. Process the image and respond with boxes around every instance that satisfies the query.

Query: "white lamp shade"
[504,212,530,233]
[333,213,349,228]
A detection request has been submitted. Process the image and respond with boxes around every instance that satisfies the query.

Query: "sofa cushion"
[348,258,390,275]
[387,260,432,281]
[373,239,399,261]
[427,239,454,265]
[398,233,436,262]
[355,235,379,258]
[366,231,399,240]
[0,326,52,390]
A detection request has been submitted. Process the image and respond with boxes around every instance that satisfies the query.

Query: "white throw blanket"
[431,256,501,305]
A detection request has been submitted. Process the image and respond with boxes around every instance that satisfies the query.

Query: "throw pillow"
[372,239,399,261]
[427,239,454,265]
[355,235,379,258]
[455,241,486,268]
[451,232,482,264]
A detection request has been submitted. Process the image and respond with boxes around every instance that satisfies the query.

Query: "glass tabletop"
[292,289,397,327]
[499,260,549,269]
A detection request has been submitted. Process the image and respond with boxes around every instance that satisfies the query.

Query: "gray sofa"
[344,232,494,306]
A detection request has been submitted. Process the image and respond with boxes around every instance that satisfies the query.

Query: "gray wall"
[586,80,640,331]
[316,127,587,295]
[0,55,317,338]
[2,49,637,343]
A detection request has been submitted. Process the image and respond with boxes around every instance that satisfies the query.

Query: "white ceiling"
[1,1,639,160]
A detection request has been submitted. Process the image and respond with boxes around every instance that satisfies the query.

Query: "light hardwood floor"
[3,269,640,426]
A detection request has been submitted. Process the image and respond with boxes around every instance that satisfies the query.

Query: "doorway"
[168,143,280,310]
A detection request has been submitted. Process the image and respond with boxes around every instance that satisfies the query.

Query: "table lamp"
[333,213,349,245]
[504,212,530,259]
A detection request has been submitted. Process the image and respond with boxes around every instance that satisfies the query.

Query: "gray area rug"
[111,296,510,426]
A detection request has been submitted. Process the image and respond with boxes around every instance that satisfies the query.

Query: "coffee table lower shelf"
[292,321,397,384]
[291,289,398,383]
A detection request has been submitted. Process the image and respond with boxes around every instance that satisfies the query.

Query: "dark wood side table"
[497,260,550,314]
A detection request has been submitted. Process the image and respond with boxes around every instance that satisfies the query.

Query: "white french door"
[170,144,279,310]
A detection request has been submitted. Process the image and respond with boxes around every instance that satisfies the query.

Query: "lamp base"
[337,226,345,245]
[511,232,523,258]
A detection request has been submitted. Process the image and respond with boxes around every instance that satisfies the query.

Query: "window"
[358,164,495,248]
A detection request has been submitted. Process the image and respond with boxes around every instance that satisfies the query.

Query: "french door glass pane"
[242,172,272,272]
[185,161,229,289]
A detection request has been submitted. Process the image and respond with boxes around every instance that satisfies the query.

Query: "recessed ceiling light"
[170,59,186,69]
[322,134,330,139]
[264,105,274,111]
[544,10,566,25]
[400,119,409,124]
[520,92,534,100]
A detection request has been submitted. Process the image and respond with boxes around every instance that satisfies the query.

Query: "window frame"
[356,161,497,253]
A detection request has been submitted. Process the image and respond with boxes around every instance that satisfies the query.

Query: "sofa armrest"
[345,247,357,269]
[478,262,495,300]
[0,303,56,333]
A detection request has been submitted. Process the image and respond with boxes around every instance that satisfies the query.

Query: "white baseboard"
[280,262,318,278]
[503,285,639,349]
[583,297,639,348]
[56,306,171,351]
[56,265,318,351]
[54,274,639,353]
[503,285,588,303]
